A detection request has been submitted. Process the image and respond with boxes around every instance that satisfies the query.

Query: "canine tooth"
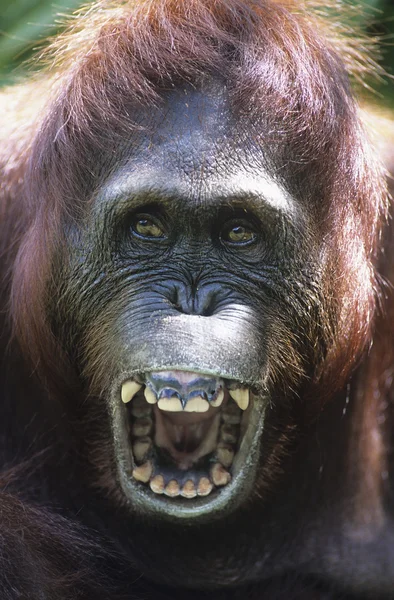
[150,475,165,494]
[132,437,152,462]
[217,443,234,468]
[181,480,197,498]
[132,461,153,483]
[144,386,158,405]
[211,463,231,487]
[132,417,152,437]
[197,477,213,497]
[164,479,180,498]
[210,389,224,408]
[157,397,183,412]
[229,388,249,410]
[121,381,142,404]
[184,396,210,413]
[220,424,238,444]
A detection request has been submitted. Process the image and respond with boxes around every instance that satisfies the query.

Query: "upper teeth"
[121,381,142,404]
[157,397,183,412]
[210,389,224,408]
[120,380,250,412]
[144,387,158,405]
[184,396,210,412]
[229,388,249,410]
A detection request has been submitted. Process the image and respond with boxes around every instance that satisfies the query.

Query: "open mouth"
[119,370,259,503]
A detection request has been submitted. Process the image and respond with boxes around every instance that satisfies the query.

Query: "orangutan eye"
[132,215,165,239]
[221,222,257,245]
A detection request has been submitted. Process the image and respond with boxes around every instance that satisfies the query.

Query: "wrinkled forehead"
[123,80,270,180]
[97,80,295,215]
[149,82,232,170]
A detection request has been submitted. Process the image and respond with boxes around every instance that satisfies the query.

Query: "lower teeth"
[132,461,153,483]
[210,462,231,486]
[144,472,219,498]
[181,480,197,499]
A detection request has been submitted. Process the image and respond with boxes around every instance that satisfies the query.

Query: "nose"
[170,283,221,316]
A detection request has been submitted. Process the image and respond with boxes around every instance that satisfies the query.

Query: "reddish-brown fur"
[1,0,394,598]
[2,0,386,392]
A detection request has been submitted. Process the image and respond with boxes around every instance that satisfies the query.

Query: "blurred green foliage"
[0,0,393,102]
[364,0,394,103]
[0,0,81,83]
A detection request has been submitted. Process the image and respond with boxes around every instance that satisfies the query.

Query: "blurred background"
[0,0,393,104]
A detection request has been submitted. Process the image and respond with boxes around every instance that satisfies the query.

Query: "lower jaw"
[112,388,267,523]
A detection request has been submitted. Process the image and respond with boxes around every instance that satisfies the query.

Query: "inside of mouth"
[122,373,251,499]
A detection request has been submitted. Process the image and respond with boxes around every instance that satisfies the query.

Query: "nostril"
[196,286,219,317]
[201,304,214,317]
[168,286,190,315]
[200,290,216,317]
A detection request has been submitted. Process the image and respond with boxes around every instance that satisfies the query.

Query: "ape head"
[10,0,386,542]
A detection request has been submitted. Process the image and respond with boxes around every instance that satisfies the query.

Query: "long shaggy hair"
[0,0,387,400]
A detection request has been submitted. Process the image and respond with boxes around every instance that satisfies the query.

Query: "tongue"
[153,404,222,467]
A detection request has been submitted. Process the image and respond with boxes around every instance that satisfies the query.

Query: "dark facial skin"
[92,85,303,378]
[54,80,322,585]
